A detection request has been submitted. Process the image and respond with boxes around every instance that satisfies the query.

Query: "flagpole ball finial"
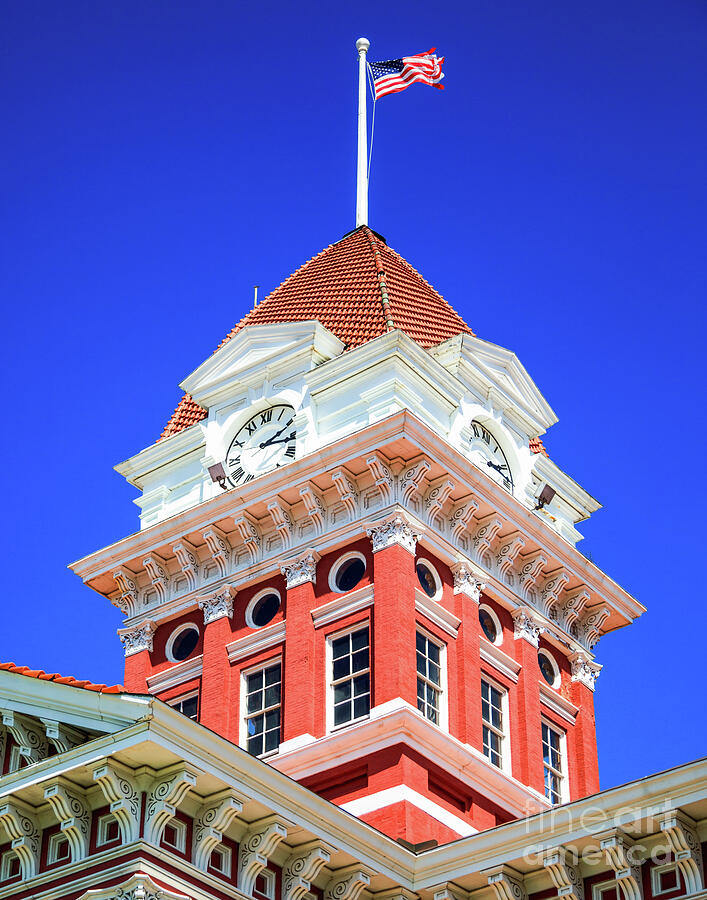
[356,37,370,53]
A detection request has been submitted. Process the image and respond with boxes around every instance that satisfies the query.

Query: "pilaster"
[199,586,236,736]
[568,651,601,797]
[281,550,319,742]
[510,607,544,793]
[119,621,157,693]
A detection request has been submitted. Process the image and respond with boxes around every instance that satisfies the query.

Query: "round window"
[248,592,281,628]
[416,560,439,599]
[171,626,199,662]
[479,607,499,644]
[538,650,559,687]
[332,555,366,592]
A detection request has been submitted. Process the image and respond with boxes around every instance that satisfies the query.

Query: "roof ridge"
[0,661,125,694]
[362,227,396,334]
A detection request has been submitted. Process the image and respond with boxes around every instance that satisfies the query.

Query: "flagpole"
[355,37,370,228]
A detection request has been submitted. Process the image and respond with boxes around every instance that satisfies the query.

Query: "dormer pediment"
[431,334,558,437]
[181,321,345,410]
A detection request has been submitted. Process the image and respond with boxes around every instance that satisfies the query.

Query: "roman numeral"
[285,445,296,458]
[230,467,244,482]
[244,473,255,483]
[260,409,272,424]
[246,422,257,435]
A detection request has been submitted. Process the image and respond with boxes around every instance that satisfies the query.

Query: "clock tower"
[72,225,643,845]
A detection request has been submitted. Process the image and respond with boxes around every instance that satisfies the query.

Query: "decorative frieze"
[282,841,332,900]
[543,846,583,900]
[511,607,542,647]
[451,559,485,602]
[472,514,503,561]
[538,569,571,618]
[142,553,170,603]
[238,818,289,894]
[143,766,198,845]
[92,761,141,843]
[112,567,140,616]
[192,790,244,872]
[299,484,327,533]
[331,468,360,518]
[202,524,233,575]
[0,798,40,878]
[198,585,236,624]
[324,868,371,900]
[659,810,704,894]
[0,709,49,763]
[599,830,643,900]
[43,779,90,861]
[268,499,295,549]
[484,865,528,900]
[118,620,157,657]
[366,453,394,503]
[559,588,590,631]
[577,606,610,649]
[171,538,201,590]
[569,652,602,691]
[516,550,548,596]
[281,549,320,588]
[80,873,190,900]
[367,513,419,555]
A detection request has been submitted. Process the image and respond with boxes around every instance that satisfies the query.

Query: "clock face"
[225,404,296,486]
[469,421,514,492]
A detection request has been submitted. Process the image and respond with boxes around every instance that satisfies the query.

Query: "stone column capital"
[451,558,485,602]
[569,651,602,691]
[511,607,542,647]
[366,512,419,555]
[118,621,157,657]
[198,586,236,624]
[281,549,320,589]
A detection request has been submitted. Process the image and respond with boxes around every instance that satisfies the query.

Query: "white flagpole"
[355,37,370,228]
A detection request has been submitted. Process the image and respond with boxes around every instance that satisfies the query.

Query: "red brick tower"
[73,226,643,845]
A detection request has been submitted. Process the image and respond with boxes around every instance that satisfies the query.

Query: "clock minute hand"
[260,434,294,449]
[259,423,294,449]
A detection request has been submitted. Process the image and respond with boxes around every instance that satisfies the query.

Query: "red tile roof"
[160,227,473,441]
[0,662,124,694]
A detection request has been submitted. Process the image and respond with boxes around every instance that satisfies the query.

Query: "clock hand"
[259,421,294,449]
[487,461,511,478]
[259,434,295,448]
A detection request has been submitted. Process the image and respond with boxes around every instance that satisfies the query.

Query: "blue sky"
[1,1,705,789]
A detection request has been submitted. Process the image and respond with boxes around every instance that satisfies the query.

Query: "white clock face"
[469,421,514,492]
[225,404,296,486]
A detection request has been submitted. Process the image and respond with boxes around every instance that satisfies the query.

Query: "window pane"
[264,664,281,686]
[333,656,350,680]
[334,681,352,703]
[351,648,368,673]
[332,635,349,658]
[351,628,368,652]
[353,695,370,719]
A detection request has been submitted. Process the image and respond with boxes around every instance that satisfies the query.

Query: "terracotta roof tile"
[160,227,473,441]
[529,437,549,456]
[0,662,124,694]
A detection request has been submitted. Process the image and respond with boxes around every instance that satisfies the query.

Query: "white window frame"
[328,551,367,593]
[166,623,200,663]
[326,622,371,733]
[96,812,121,847]
[161,817,187,853]
[0,849,20,881]
[7,745,24,774]
[481,675,511,772]
[479,603,503,646]
[415,627,448,730]
[253,867,276,899]
[167,690,199,720]
[415,558,443,602]
[538,649,561,689]
[239,656,282,758]
[541,718,568,804]
[208,842,232,876]
[591,879,621,900]
[652,864,681,896]
[246,588,282,630]
[47,831,71,865]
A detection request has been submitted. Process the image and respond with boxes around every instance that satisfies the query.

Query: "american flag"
[368,49,445,100]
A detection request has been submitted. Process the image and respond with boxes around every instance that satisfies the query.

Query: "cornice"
[146,655,203,694]
[479,640,521,684]
[538,682,578,724]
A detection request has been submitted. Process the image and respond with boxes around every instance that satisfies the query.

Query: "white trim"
[328,551,367,593]
[162,816,187,853]
[481,672,512,774]
[541,717,569,804]
[414,589,460,638]
[245,588,282,630]
[539,681,578,724]
[326,622,371,734]
[47,830,71,864]
[209,842,232,876]
[311,584,374,629]
[239,656,283,757]
[415,625,449,732]
[147,655,203,693]
[0,848,20,881]
[591,878,621,900]
[96,812,121,847]
[227,621,286,664]
[254,867,276,899]
[478,604,503,646]
[538,649,561,689]
[480,639,521,684]
[415,558,443,602]
[341,785,476,837]
[651,863,681,896]
[166,623,200,664]
[167,689,199,720]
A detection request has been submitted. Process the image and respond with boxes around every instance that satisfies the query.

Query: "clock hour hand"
[259,434,295,449]
[259,421,294,449]
[487,461,509,475]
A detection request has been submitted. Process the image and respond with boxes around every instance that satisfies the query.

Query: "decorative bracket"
[0,709,49,763]
[511,607,542,647]
[424,477,455,525]
[0,798,40,878]
[451,558,485,603]
[233,514,262,564]
[331,468,359,518]
[448,496,479,542]
[659,810,704,894]
[43,779,90,861]
[578,606,610,649]
[539,569,571,618]
[472,514,503,562]
[599,830,643,900]
[324,868,371,900]
[41,719,87,754]
[118,620,157,657]
[569,652,602,691]
[112,567,140,615]
[543,847,583,900]
[198,585,236,624]
[282,840,333,900]
[268,499,295,550]
[399,458,430,506]
[142,553,170,603]
[202,524,233,576]
[192,789,244,872]
[366,453,394,504]
[484,865,528,900]
[143,765,198,846]
[172,539,201,591]
[496,532,526,580]
[559,587,591,631]
[238,817,289,895]
[367,513,419,555]
[516,550,549,597]
[299,484,327,533]
[281,548,320,589]
[93,761,141,843]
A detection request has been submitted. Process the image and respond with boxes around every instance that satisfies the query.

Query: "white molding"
[245,587,282,629]
[414,589,460,639]
[538,649,561,689]
[328,551,368,594]
[166,622,200,664]
[539,682,578,724]
[147,655,203,694]
[341,785,476,837]
[479,604,503,646]
[312,585,374,629]
[227,622,287,664]
[480,640,521,684]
